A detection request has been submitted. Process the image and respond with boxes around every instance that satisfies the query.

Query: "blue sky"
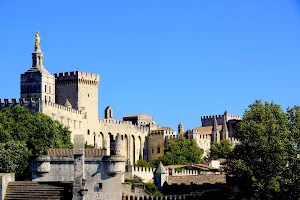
[0,0,300,131]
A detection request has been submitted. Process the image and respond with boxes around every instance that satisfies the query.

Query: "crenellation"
[44,101,82,115]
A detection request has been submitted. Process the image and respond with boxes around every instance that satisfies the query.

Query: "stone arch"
[124,134,129,160]
[99,132,104,148]
[51,113,56,120]
[60,116,64,124]
[132,135,136,164]
[138,136,142,160]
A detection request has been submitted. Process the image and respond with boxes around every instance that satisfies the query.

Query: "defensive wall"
[125,166,156,183]
[122,194,205,200]
[201,114,241,127]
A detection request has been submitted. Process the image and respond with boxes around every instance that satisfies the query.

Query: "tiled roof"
[48,148,106,157]
[193,125,223,135]
[168,175,226,185]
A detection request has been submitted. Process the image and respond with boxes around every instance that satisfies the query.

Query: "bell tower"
[20,31,55,102]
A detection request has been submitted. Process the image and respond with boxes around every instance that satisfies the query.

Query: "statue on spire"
[34,31,41,51]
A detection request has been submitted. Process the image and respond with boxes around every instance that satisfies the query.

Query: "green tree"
[158,137,204,166]
[0,106,72,179]
[209,139,233,160]
[228,101,297,200]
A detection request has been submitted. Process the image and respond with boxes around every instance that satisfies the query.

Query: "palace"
[0,32,240,164]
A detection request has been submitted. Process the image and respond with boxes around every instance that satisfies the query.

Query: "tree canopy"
[0,106,72,179]
[209,139,233,160]
[158,137,204,166]
[228,100,300,200]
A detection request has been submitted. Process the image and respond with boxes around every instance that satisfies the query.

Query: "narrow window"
[157,147,160,154]
[34,85,37,93]
[26,85,30,93]
[49,96,51,102]
[45,85,47,92]
[152,149,154,154]
[49,86,51,94]
[87,129,90,135]
[74,120,76,129]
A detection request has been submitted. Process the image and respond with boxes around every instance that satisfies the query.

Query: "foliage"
[158,137,204,166]
[125,179,163,196]
[85,143,94,148]
[209,139,233,160]
[0,106,72,179]
[146,183,163,196]
[228,100,299,200]
[136,159,152,168]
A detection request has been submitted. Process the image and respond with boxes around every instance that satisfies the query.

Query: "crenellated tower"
[20,31,55,102]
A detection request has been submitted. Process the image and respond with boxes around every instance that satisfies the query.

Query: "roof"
[48,148,106,157]
[123,114,148,118]
[193,125,223,135]
[64,98,72,107]
[154,162,168,174]
[165,164,219,171]
[167,175,226,185]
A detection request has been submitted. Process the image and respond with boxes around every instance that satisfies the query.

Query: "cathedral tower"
[20,31,55,102]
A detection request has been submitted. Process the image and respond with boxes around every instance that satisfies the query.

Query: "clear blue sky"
[0,0,300,131]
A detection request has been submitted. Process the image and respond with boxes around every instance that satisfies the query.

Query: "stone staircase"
[4,181,73,200]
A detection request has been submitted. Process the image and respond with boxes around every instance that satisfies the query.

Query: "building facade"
[0,32,240,165]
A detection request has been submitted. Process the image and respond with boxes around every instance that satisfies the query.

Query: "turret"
[64,98,72,108]
[178,122,184,134]
[103,135,125,177]
[154,162,168,191]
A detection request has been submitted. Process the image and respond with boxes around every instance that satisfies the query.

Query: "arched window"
[157,146,161,154]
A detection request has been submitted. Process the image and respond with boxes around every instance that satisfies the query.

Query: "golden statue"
[34,31,41,51]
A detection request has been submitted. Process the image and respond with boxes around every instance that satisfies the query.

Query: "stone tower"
[178,122,184,134]
[54,71,100,134]
[20,31,55,102]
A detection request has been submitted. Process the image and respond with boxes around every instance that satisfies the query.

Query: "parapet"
[132,166,155,173]
[200,115,223,120]
[0,98,40,110]
[54,71,100,85]
[43,101,83,115]
[170,169,199,176]
[98,118,150,133]
[122,194,198,200]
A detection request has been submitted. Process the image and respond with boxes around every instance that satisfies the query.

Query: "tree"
[0,106,72,179]
[158,137,204,166]
[209,140,233,160]
[228,100,297,200]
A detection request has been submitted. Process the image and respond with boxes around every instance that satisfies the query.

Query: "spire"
[222,111,229,140]
[25,31,50,74]
[64,98,72,108]
[154,162,168,174]
[212,115,219,143]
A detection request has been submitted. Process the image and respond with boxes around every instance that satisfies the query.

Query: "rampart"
[99,118,150,133]
[170,169,199,176]
[125,166,155,183]
[0,98,40,112]
[122,194,206,200]
[54,71,100,85]
[43,101,83,115]
[200,114,241,120]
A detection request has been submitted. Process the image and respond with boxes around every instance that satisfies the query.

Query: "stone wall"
[0,173,15,200]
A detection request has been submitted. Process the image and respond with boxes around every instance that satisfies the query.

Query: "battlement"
[98,118,150,133]
[0,98,40,111]
[43,101,83,115]
[122,195,197,200]
[133,166,155,173]
[200,114,241,120]
[165,134,182,140]
[228,137,239,142]
[200,115,223,120]
[171,169,199,176]
[54,71,100,84]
